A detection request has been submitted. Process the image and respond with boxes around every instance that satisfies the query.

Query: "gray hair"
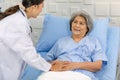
[69,10,93,35]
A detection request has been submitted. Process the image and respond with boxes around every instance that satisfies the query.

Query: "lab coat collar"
[19,8,32,33]
[19,8,27,18]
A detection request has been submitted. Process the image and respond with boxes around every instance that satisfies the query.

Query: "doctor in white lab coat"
[0,0,51,80]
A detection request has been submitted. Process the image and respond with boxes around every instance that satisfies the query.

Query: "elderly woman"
[37,11,108,80]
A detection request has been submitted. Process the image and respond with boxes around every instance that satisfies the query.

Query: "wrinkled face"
[71,16,88,37]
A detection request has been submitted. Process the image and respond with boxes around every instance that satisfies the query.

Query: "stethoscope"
[19,9,32,33]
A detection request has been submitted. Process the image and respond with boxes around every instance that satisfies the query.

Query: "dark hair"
[0,5,19,20]
[69,10,93,35]
[0,0,44,20]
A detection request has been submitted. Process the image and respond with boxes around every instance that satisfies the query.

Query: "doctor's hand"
[50,60,70,71]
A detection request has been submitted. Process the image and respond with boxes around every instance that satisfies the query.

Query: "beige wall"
[0,0,120,48]
[1,0,120,27]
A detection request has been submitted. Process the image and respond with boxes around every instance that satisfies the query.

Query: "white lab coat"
[0,9,51,80]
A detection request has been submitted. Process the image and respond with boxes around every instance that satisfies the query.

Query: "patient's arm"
[50,60,102,72]
[62,60,102,72]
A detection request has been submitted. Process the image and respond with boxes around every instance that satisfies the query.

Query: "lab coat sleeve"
[2,23,51,72]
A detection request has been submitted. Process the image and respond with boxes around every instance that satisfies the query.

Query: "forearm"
[72,60,102,72]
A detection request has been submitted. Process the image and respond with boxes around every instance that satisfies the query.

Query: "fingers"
[52,60,70,65]
[50,60,71,71]
[62,61,70,64]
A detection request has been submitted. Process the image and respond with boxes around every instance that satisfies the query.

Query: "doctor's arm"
[2,24,51,72]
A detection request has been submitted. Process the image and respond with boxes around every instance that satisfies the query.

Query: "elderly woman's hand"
[59,62,80,71]
[50,60,70,71]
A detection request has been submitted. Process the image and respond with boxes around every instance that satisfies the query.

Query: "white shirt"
[0,9,51,80]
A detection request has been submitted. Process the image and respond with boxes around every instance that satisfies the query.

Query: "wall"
[1,0,120,43]
[1,0,120,25]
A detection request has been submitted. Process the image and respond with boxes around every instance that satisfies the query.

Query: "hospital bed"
[21,14,120,80]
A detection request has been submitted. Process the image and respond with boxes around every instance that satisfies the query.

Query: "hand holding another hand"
[50,60,79,71]
[50,60,70,71]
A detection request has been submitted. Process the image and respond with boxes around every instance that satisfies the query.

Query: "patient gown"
[45,36,108,80]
